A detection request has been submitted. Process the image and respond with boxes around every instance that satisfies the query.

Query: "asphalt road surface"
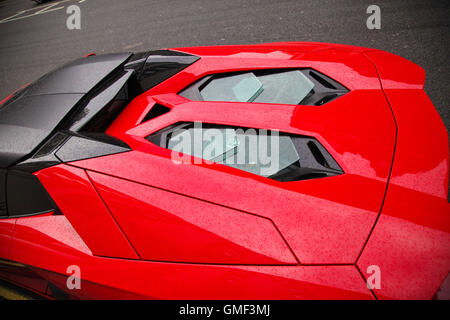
[0,1,449,164]
[0,0,448,124]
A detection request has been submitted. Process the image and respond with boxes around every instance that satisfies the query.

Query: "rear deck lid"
[0,53,132,168]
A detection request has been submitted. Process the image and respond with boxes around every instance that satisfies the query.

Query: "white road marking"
[0,10,26,23]
[0,0,86,24]
[35,2,65,15]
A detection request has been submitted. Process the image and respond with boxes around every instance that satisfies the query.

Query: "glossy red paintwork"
[5,214,373,299]
[0,219,15,259]
[356,74,450,299]
[0,42,448,300]
[102,57,396,265]
[89,171,298,265]
[35,165,139,260]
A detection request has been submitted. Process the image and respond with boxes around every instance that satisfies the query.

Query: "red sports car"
[0,42,448,300]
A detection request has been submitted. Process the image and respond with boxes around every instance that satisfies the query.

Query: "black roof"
[0,52,131,168]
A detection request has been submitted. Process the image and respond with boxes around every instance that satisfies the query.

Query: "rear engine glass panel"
[179,69,348,106]
[146,122,343,182]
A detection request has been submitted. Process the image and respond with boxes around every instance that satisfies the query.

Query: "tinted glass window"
[253,70,314,104]
[168,126,300,177]
[200,72,262,102]
[147,123,343,182]
[179,69,349,106]
[188,70,314,105]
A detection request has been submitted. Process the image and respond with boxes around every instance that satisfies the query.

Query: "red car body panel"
[89,170,298,265]
[0,219,15,259]
[0,42,448,300]
[35,165,140,260]
[7,213,373,299]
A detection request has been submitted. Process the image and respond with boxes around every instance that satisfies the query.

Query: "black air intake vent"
[6,170,60,217]
[299,69,348,106]
[0,169,7,217]
[136,50,200,92]
[141,104,171,123]
[0,201,6,216]
[307,141,330,168]
[309,70,337,90]
[315,94,338,106]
